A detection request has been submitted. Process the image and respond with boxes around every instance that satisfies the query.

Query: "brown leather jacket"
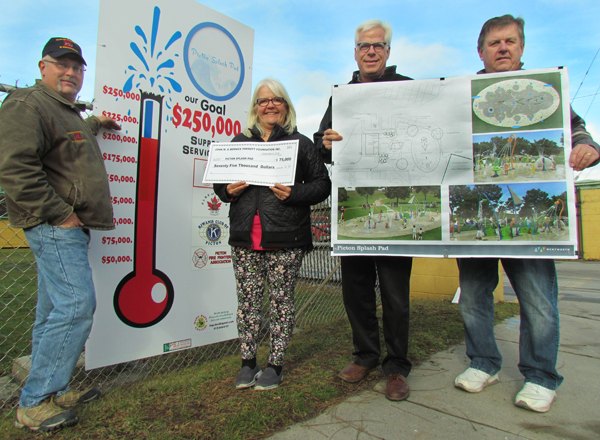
[0,80,114,230]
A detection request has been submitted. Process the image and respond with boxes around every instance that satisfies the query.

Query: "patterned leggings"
[232,246,306,366]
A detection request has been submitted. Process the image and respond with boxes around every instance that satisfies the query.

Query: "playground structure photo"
[449,182,570,242]
[337,186,442,240]
[473,130,565,183]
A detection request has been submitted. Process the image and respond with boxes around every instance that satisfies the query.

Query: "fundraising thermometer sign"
[88,0,254,369]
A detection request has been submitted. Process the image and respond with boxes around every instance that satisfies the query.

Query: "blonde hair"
[243,78,297,138]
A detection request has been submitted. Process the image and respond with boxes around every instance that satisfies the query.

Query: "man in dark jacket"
[0,38,119,432]
[314,20,413,402]
[454,15,600,413]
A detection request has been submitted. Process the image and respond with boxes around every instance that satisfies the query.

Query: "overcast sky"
[2,0,599,141]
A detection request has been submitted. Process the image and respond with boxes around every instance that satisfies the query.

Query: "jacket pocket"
[65,182,80,207]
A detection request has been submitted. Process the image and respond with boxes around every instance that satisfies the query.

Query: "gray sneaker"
[254,367,283,391]
[55,388,101,408]
[235,365,262,389]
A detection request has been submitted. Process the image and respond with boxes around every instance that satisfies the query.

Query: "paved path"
[269,260,600,439]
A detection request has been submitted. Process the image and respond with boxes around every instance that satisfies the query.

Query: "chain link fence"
[0,85,344,412]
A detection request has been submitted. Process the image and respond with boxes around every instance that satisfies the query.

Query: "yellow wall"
[411,257,504,302]
[579,187,600,260]
[0,219,27,248]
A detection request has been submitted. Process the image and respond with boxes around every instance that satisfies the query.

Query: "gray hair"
[478,14,525,52]
[243,78,297,138]
[355,20,392,45]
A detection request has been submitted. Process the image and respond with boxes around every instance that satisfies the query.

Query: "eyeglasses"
[256,97,285,107]
[356,42,388,53]
[42,59,86,74]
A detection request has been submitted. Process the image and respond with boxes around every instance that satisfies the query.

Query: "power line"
[572,92,600,101]
[584,83,600,119]
[571,45,600,102]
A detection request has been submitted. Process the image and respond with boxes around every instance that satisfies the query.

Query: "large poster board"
[331,68,577,259]
[87,0,254,369]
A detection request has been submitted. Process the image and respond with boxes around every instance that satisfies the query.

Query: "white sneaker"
[515,382,556,413]
[454,367,499,393]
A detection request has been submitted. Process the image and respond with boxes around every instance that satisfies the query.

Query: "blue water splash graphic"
[157,59,174,71]
[122,5,182,111]
[165,32,182,51]
[130,43,150,71]
[134,26,148,44]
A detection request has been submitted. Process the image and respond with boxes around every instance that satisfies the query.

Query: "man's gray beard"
[56,77,81,95]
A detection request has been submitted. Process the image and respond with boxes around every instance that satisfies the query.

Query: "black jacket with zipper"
[214,124,331,251]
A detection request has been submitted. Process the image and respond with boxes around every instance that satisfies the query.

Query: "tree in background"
[355,187,377,205]
[449,185,473,219]
[472,184,503,219]
[520,188,551,217]
[338,187,349,203]
[384,186,411,205]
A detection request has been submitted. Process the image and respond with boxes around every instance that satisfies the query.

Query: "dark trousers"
[341,255,413,376]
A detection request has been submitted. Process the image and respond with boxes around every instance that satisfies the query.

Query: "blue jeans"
[457,258,563,390]
[20,224,96,408]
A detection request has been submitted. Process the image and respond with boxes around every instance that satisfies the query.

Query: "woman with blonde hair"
[214,78,330,390]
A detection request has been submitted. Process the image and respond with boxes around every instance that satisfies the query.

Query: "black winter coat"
[214,124,331,251]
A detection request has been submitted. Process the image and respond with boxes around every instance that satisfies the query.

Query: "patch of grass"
[0,300,519,439]
[0,249,37,374]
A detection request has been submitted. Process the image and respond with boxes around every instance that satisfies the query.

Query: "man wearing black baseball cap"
[37,37,89,104]
[0,37,120,432]
[42,37,87,65]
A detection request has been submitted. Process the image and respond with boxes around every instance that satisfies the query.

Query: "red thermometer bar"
[114,92,174,328]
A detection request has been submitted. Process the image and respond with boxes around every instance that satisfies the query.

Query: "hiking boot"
[235,365,262,389]
[454,367,499,393]
[515,382,556,413]
[254,367,283,390]
[55,388,101,408]
[15,396,78,432]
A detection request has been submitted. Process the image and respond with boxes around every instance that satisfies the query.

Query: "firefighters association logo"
[192,248,209,268]
[194,315,207,331]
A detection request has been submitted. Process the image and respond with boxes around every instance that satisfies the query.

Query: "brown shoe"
[339,363,374,383]
[385,373,410,401]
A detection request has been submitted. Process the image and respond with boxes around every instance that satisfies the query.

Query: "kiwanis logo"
[202,193,222,215]
[194,315,207,331]
[198,220,229,245]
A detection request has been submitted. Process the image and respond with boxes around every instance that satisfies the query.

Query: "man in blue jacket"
[454,15,600,413]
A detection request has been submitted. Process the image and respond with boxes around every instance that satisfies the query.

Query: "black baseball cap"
[42,37,87,65]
